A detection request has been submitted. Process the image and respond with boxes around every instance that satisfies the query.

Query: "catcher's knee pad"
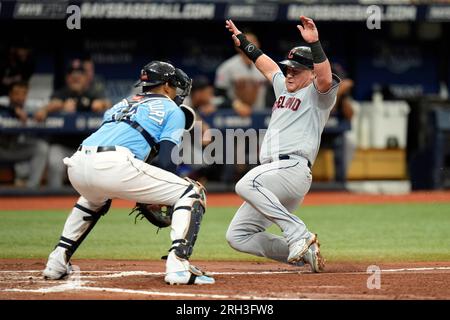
[56,199,111,259]
[170,178,206,260]
[178,177,207,208]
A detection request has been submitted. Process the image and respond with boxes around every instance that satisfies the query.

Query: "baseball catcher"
[43,61,214,285]
[225,17,341,272]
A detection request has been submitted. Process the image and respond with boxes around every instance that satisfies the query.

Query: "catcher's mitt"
[129,203,174,228]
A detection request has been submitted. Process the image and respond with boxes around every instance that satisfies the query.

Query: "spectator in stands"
[188,75,216,116]
[322,63,356,182]
[0,42,35,96]
[34,64,111,189]
[179,76,216,183]
[76,56,108,99]
[332,63,354,127]
[215,32,270,116]
[333,63,356,180]
[0,81,49,188]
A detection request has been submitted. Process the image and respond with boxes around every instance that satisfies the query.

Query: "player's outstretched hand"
[297,16,319,43]
[225,19,242,47]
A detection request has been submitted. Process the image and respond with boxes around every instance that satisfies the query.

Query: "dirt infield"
[1,192,449,299]
[0,259,449,300]
[1,190,450,210]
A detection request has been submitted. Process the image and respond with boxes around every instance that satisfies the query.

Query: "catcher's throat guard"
[180,104,195,132]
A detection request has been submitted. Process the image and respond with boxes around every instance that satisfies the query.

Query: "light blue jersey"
[82,93,185,161]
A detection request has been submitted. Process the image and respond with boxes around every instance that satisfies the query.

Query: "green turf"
[0,203,449,262]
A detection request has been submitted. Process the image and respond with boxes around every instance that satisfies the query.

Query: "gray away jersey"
[259,71,341,165]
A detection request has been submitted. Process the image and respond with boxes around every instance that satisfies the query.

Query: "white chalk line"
[4,284,302,300]
[85,270,308,278]
[0,270,114,273]
[379,267,450,272]
[2,266,449,300]
[1,280,72,284]
[1,266,449,280]
[0,270,307,281]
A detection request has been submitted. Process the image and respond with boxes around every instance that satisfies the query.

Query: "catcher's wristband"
[310,40,327,64]
[236,33,263,63]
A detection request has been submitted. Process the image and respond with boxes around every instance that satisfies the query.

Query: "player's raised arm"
[297,16,332,93]
[225,19,281,83]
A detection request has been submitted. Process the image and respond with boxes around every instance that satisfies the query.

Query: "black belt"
[78,146,116,153]
[279,154,312,169]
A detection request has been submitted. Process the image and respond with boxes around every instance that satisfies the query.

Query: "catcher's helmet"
[135,61,192,105]
[279,46,313,70]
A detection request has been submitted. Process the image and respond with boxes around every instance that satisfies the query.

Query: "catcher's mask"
[135,61,192,106]
[279,46,313,71]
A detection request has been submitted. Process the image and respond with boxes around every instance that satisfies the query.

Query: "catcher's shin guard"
[169,178,206,260]
[55,198,111,260]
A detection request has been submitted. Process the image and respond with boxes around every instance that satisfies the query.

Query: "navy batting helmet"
[279,46,313,70]
[135,61,192,105]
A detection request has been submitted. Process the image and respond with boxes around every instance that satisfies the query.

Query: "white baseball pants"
[55,146,197,274]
